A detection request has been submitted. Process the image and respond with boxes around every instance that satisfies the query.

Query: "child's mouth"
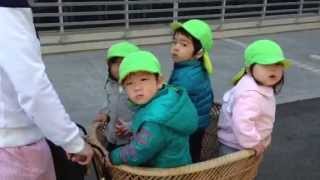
[269,75,276,79]
[136,95,144,99]
[172,54,178,59]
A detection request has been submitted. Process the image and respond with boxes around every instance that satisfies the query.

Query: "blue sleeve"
[110,122,165,166]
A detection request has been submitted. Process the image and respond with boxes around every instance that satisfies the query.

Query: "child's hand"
[115,119,131,138]
[95,113,108,123]
[252,142,265,156]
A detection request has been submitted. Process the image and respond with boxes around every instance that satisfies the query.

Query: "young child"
[110,50,198,168]
[169,19,214,162]
[95,41,139,150]
[217,40,291,156]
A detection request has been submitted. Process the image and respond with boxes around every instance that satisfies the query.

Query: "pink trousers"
[0,139,56,180]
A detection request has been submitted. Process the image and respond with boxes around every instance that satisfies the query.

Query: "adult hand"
[68,142,94,165]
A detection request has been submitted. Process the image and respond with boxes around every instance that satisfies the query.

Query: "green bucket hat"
[232,39,292,84]
[170,19,214,74]
[119,50,161,83]
[106,41,139,61]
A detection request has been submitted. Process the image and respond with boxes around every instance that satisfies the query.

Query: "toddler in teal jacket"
[110,50,198,168]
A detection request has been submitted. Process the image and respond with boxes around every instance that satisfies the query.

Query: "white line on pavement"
[223,38,320,75]
[309,54,320,61]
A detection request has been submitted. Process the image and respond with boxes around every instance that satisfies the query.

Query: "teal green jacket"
[169,59,214,129]
[110,85,198,168]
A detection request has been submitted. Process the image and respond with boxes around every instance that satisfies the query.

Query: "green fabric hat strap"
[203,51,213,74]
[231,67,246,84]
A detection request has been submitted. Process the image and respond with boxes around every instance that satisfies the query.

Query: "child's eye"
[141,78,148,81]
[125,82,133,86]
[182,43,187,47]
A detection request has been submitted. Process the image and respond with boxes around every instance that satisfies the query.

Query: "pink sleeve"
[231,91,262,148]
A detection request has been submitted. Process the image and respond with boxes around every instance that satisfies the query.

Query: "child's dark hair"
[107,57,121,81]
[173,27,202,56]
[249,64,284,94]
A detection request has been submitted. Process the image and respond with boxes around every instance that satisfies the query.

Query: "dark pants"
[189,128,206,163]
[47,140,86,180]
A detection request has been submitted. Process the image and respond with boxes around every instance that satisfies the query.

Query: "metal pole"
[262,0,267,20]
[125,0,129,30]
[296,0,304,23]
[220,0,226,27]
[58,0,64,33]
[173,0,178,21]
[298,0,304,16]
[27,0,33,6]
[259,0,268,26]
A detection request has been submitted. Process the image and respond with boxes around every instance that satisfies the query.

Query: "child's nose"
[133,84,142,91]
[173,46,179,52]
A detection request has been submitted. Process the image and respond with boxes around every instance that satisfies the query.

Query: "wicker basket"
[88,103,263,180]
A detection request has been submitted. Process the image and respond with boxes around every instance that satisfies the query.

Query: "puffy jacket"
[110,85,198,168]
[169,59,214,128]
[100,79,134,145]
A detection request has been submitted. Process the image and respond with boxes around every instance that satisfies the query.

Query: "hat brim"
[170,21,183,31]
[282,59,292,69]
[252,58,292,69]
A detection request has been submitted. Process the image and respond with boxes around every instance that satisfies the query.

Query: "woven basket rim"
[112,150,255,177]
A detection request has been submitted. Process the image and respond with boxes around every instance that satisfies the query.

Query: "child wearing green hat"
[169,19,214,162]
[110,50,198,168]
[217,40,291,156]
[95,41,139,150]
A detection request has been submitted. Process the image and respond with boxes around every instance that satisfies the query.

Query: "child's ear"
[156,75,164,89]
[195,49,204,59]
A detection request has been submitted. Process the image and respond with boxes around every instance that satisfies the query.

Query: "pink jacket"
[217,75,276,150]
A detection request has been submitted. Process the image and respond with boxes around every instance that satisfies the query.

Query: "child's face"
[171,32,195,62]
[251,63,284,87]
[123,72,163,105]
[108,58,122,80]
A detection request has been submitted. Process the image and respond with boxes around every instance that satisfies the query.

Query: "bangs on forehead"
[109,56,122,61]
[175,34,194,44]
[122,71,159,83]
[174,28,194,41]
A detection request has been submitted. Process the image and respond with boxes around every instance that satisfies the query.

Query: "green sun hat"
[119,50,161,83]
[106,41,139,61]
[232,39,292,84]
[170,19,214,74]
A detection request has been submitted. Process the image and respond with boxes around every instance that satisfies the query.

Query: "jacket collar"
[174,59,200,68]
